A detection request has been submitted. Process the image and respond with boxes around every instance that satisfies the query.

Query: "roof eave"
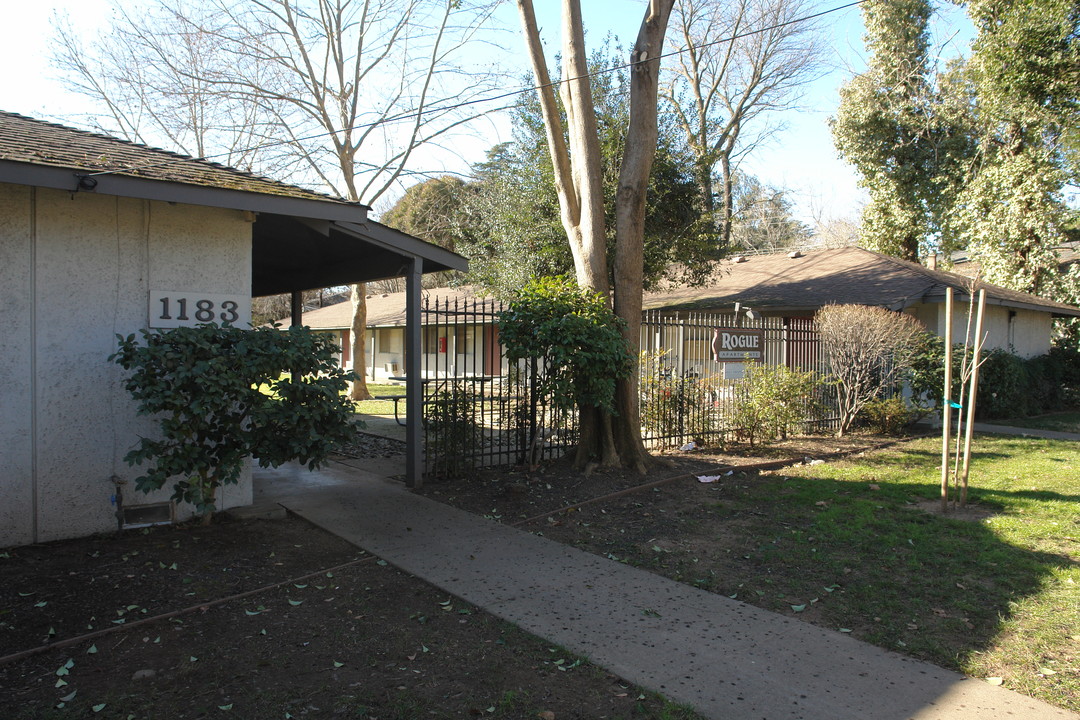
[336,220,468,274]
[0,159,371,224]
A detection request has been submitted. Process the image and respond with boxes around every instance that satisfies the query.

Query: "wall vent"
[123,502,173,528]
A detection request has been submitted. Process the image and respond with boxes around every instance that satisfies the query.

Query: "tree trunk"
[517,0,607,292]
[349,283,372,401]
[611,0,675,473]
[720,152,734,248]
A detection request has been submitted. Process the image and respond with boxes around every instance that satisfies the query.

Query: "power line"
[84,0,868,184]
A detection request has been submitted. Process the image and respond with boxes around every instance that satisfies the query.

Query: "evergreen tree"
[458,45,710,296]
[957,0,1079,301]
[832,0,971,262]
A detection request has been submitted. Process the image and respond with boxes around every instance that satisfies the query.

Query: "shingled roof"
[0,111,360,208]
[643,247,1080,318]
[0,110,469,293]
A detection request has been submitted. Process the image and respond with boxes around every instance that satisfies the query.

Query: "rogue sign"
[711,327,764,361]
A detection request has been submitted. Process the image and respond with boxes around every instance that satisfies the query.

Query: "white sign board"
[710,327,764,361]
[149,290,251,329]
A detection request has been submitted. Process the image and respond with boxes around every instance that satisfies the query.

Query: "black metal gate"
[420,296,577,478]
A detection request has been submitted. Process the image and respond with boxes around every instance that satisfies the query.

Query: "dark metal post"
[290,291,303,328]
[405,258,423,487]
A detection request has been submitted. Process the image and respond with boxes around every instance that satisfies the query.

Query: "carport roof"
[0,111,466,294]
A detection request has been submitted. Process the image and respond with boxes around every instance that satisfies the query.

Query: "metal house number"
[149,290,250,329]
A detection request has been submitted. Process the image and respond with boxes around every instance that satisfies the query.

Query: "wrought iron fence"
[639,311,838,449]
[420,296,577,479]
[416,298,840,478]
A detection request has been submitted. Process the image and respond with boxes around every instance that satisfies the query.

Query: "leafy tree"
[815,304,928,436]
[378,175,471,291]
[458,45,710,296]
[112,324,358,523]
[380,176,468,253]
[497,277,635,467]
[516,0,678,471]
[956,0,1079,305]
[729,173,812,253]
[832,0,973,262]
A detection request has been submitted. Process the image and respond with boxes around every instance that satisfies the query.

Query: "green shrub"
[727,363,823,447]
[860,396,919,434]
[112,324,358,522]
[639,351,720,442]
[977,348,1029,419]
[424,385,485,479]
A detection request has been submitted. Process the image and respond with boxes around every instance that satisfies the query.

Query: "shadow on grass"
[726,472,1077,674]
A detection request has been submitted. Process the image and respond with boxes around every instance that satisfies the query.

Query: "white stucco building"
[0,111,464,548]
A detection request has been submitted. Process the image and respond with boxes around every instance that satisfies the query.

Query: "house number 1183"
[149,290,250,329]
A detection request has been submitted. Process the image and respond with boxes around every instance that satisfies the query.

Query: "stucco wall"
[911,301,1051,358]
[0,184,253,548]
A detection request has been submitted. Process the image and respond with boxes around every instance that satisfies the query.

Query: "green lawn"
[769,435,1079,710]
[352,382,406,415]
[990,411,1080,434]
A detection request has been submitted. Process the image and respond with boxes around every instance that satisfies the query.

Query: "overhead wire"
[81,0,869,182]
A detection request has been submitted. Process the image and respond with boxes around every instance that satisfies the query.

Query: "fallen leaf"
[538,712,556,720]
[791,604,806,613]
[986,677,1004,686]
[333,661,345,668]
[1039,668,1058,676]
[288,599,302,607]
[60,691,77,702]
[87,644,97,654]
[92,704,106,712]
[218,704,233,711]
[869,484,881,491]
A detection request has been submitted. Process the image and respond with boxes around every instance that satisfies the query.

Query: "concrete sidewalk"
[257,459,1076,720]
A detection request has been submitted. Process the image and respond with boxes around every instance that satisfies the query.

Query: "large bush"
[816,304,928,436]
[908,341,1080,420]
[497,276,634,414]
[728,362,823,447]
[639,350,720,442]
[112,324,358,522]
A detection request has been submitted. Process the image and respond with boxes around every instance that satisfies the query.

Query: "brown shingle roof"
[644,247,1080,318]
[0,111,359,207]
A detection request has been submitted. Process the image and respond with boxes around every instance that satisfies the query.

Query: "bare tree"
[54,0,505,399]
[816,304,927,436]
[517,0,674,471]
[662,0,826,247]
[53,2,273,172]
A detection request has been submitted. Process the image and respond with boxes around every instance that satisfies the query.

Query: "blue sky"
[3,0,975,224]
